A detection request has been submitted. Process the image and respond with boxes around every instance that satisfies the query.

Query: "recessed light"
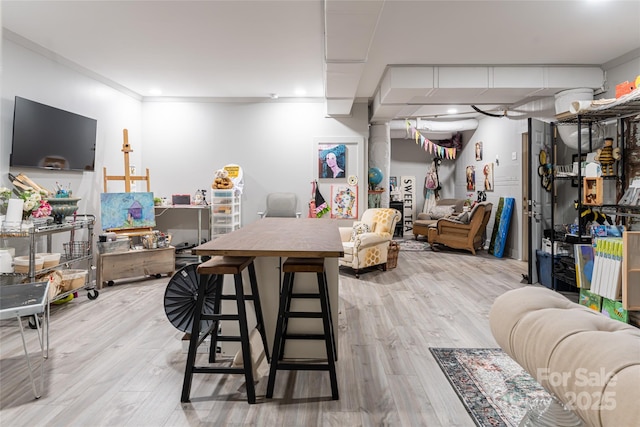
[149,88,162,96]
[269,93,279,99]
[447,108,458,114]
[294,88,307,96]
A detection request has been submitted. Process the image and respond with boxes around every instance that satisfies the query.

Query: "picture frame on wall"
[331,184,358,219]
[466,166,476,191]
[318,144,346,179]
[483,162,494,191]
[475,142,483,161]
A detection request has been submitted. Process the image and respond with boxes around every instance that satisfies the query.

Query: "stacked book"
[589,237,623,300]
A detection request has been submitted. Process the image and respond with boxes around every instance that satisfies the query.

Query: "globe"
[368,167,383,187]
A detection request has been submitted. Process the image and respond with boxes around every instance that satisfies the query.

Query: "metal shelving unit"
[0,215,98,301]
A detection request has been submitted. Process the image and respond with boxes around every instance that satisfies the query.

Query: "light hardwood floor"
[1,248,528,426]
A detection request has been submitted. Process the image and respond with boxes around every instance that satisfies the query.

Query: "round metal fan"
[164,263,217,332]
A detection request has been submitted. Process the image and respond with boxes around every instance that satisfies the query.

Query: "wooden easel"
[103,129,151,193]
[102,128,153,236]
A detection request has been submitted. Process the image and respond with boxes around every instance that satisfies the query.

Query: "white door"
[528,119,553,284]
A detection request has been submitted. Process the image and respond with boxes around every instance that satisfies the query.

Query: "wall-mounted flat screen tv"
[11,96,97,171]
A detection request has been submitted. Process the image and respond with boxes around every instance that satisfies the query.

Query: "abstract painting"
[331,185,358,219]
[100,192,156,231]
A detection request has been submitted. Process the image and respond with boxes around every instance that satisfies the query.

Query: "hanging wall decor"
[475,142,483,161]
[318,144,346,179]
[405,121,459,159]
[483,162,494,191]
[466,166,476,191]
[331,184,358,219]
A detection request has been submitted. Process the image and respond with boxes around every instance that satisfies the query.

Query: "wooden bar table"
[192,218,344,359]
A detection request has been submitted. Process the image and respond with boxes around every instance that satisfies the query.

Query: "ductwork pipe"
[555,88,603,150]
[389,118,478,139]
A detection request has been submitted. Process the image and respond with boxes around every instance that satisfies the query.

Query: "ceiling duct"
[389,118,478,140]
[554,88,603,150]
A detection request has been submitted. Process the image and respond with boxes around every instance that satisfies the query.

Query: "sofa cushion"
[350,223,371,241]
[430,205,456,219]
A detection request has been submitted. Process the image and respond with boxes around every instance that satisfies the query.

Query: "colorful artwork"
[483,162,494,191]
[318,144,346,179]
[100,192,156,231]
[331,185,358,219]
[466,166,476,191]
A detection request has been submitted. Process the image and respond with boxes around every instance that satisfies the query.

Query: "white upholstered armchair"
[338,208,401,278]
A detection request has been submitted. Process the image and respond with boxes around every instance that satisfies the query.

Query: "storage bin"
[63,241,90,259]
[387,241,399,269]
[60,269,88,292]
[13,255,44,273]
[535,250,573,291]
[36,252,61,269]
[98,238,131,254]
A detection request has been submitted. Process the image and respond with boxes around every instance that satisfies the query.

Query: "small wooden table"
[193,218,343,358]
[97,246,175,288]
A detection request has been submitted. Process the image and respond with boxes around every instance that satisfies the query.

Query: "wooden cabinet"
[623,231,640,310]
[97,246,175,288]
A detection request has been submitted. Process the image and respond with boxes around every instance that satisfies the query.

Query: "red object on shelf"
[615,81,635,98]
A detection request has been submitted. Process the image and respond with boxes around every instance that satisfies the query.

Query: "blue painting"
[100,192,156,231]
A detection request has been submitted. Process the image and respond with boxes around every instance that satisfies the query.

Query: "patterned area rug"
[395,238,430,251]
[430,348,552,427]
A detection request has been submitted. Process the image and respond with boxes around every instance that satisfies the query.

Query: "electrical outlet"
[512,152,517,160]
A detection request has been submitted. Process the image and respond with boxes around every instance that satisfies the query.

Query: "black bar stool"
[266,257,338,400]
[181,256,269,404]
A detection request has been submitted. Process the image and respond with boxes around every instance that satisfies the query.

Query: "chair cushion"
[430,205,456,219]
[350,223,371,241]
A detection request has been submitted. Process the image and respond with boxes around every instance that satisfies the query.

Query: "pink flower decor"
[31,200,52,218]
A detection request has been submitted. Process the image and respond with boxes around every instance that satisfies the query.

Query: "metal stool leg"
[247,261,270,363]
[233,272,256,404]
[181,273,214,402]
[317,271,339,400]
[320,271,337,362]
[266,271,294,398]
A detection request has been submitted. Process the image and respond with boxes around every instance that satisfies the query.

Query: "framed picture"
[466,166,476,191]
[100,192,156,231]
[483,162,494,191]
[318,144,346,179]
[389,176,398,191]
[475,142,483,161]
[331,185,358,219]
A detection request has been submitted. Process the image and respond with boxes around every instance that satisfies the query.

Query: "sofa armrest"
[339,227,353,242]
[353,232,390,249]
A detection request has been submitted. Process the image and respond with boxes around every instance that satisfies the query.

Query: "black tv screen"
[11,96,97,171]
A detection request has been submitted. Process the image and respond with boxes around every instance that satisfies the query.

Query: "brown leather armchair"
[427,202,493,255]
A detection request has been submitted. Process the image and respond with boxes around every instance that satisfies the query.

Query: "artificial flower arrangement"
[19,189,52,220]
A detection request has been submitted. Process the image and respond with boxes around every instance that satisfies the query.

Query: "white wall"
[1,37,142,233]
[456,117,526,260]
[2,37,369,249]
[141,100,369,234]
[390,137,456,215]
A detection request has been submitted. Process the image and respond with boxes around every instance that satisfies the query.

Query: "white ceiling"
[2,0,640,122]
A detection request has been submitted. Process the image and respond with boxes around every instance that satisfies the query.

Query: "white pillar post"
[369,123,390,208]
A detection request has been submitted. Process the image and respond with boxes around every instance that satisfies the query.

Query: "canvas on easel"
[100,192,156,232]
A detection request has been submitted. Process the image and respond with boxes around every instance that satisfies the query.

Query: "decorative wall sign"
[400,176,416,236]
[318,144,346,179]
[331,185,358,219]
